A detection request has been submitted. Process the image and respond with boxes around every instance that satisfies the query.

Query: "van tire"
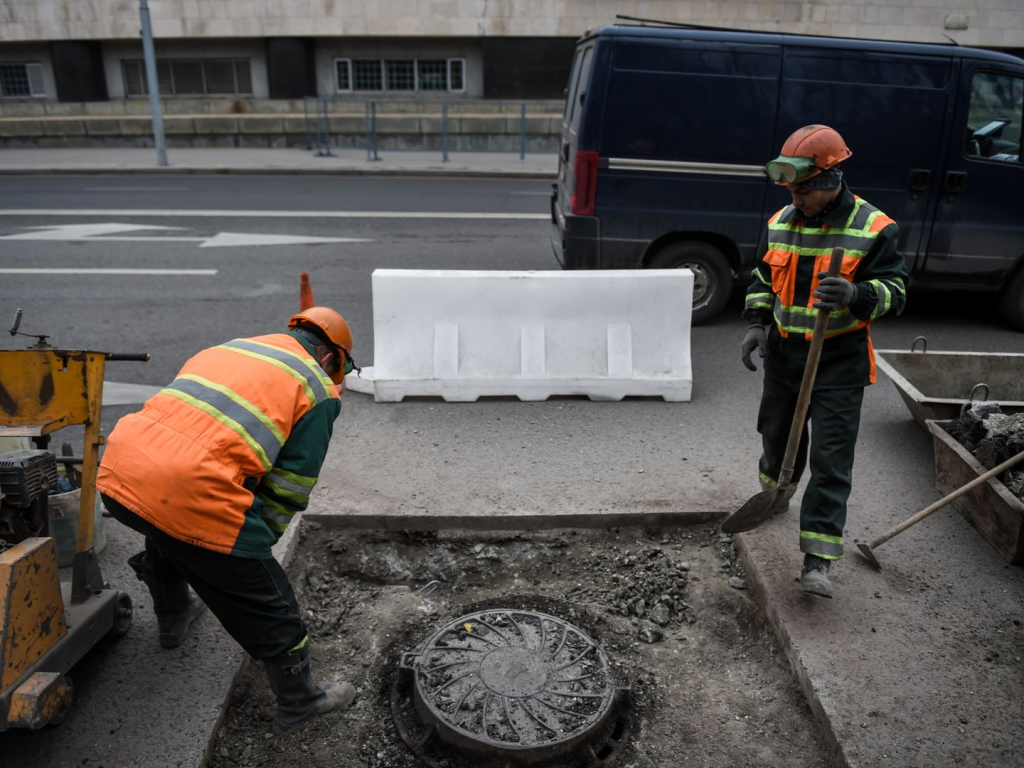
[997,261,1024,331]
[647,241,733,325]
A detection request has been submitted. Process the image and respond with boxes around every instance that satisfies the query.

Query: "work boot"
[800,554,833,599]
[264,646,356,735]
[127,550,207,648]
[155,591,207,648]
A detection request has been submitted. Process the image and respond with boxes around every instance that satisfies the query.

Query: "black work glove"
[813,274,858,311]
[740,324,767,372]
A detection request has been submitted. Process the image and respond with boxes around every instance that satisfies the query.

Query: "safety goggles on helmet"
[765,155,823,185]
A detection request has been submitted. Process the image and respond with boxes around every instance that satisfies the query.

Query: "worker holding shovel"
[729,125,908,599]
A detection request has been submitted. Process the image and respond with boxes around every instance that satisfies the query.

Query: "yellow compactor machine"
[0,310,147,730]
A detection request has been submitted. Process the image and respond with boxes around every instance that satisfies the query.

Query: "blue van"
[550,24,1024,327]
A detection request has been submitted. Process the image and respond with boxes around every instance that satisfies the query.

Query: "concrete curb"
[0,166,557,179]
[732,532,849,768]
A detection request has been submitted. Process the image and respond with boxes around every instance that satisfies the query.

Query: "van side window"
[568,47,594,134]
[563,50,583,124]
[965,72,1023,164]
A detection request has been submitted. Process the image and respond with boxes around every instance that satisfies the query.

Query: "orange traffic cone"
[299,272,315,311]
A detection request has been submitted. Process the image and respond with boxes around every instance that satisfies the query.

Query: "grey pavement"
[0,147,558,178]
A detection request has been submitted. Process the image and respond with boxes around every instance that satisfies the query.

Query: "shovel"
[858,447,1024,569]
[720,247,846,535]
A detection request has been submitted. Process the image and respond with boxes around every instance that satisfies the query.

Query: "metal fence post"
[520,102,527,163]
[442,102,449,163]
[371,101,380,161]
[364,100,373,161]
[303,97,312,151]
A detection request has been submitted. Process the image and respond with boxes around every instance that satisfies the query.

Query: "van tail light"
[570,150,599,216]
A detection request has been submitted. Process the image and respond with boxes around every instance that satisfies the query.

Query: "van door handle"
[908,169,930,199]
[944,171,967,198]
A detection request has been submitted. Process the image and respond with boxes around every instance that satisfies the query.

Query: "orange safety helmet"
[766,125,853,186]
[288,307,354,384]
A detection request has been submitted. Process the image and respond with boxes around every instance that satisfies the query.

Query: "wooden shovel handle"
[778,247,845,487]
[871,448,1024,548]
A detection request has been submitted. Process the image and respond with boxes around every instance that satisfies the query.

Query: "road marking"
[0,223,372,248]
[0,268,218,275]
[102,382,163,406]
[84,187,191,192]
[510,192,552,196]
[0,209,549,220]
[200,232,370,248]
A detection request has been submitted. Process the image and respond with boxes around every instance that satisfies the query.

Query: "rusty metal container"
[876,339,1024,431]
[927,419,1024,565]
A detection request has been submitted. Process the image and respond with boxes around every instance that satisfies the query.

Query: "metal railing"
[302,97,564,163]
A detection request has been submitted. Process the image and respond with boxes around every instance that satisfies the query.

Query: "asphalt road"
[1,175,1019,385]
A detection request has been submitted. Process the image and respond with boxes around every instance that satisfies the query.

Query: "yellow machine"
[0,310,148,730]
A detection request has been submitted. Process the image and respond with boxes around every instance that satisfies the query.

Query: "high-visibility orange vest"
[762,197,896,383]
[97,333,339,555]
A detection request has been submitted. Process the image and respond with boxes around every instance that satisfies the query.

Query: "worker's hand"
[740,324,768,372]
[813,274,857,311]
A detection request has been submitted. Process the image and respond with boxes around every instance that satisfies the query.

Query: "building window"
[337,57,466,93]
[122,59,253,97]
[352,60,383,91]
[0,63,46,98]
[336,59,351,92]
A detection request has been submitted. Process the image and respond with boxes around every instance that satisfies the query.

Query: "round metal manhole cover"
[401,609,617,762]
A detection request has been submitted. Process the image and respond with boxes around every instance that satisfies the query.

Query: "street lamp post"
[139,0,167,166]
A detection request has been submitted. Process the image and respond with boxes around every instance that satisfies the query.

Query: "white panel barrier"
[343,269,693,403]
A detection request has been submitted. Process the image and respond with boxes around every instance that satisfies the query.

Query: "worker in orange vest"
[98,307,359,735]
[741,126,908,599]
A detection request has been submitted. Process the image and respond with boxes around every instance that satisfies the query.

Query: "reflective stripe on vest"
[159,374,287,472]
[764,197,894,341]
[217,338,334,407]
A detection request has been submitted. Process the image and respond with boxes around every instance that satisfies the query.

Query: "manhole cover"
[395,609,628,765]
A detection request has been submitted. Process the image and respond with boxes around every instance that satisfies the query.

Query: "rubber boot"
[264,646,356,735]
[127,551,207,648]
[800,553,833,599]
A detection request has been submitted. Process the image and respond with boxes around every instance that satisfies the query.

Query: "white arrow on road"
[0,223,372,248]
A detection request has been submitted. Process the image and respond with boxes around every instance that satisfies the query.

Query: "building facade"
[1,1,1022,103]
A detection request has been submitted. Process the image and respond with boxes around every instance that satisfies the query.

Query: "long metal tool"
[720,247,846,534]
[858,447,1024,569]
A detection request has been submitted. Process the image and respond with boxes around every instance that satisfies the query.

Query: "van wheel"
[997,261,1024,331]
[647,241,732,325]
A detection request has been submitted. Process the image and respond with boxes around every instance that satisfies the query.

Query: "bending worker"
[740,125,908,599]
[97,307,359,734]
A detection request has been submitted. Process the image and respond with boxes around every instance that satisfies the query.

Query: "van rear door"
[921,60,1024,288]
[772,48,954,275]
[555,42,597,225]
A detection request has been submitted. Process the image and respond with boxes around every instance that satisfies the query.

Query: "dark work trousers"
[756,375,864,560]
[102,494,306,660]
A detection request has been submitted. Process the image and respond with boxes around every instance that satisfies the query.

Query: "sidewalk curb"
[732,532,850,768]
[0,166,557,179]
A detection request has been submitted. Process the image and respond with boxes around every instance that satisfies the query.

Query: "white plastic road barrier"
[344,269,693,403]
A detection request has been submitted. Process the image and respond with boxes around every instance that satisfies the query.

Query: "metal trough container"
[927,419,1024,565]
[876,338,1024,430]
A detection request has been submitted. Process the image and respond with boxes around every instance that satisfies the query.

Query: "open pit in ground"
[208,523,835,768]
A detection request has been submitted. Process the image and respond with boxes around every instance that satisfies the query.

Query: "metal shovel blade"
[857,542,882,570]
[720,488,789,534]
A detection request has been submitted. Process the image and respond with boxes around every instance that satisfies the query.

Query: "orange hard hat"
[779,125,852,173]
[289,307,354,384]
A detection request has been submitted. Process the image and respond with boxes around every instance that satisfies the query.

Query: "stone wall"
[1,0,1022,48]
[0,98,566,150]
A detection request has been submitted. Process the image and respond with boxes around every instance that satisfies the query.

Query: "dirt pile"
[207,524,832,768]
[947,404,1024,500]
